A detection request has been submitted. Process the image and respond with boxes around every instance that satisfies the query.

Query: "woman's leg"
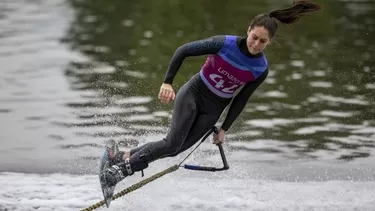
[167,113,222,157]
[104,82,200,186]
[129,88,229,171]
[128,82,200,172]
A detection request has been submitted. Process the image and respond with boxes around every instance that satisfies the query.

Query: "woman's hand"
[213,128,226,145]
[158,83,176,104]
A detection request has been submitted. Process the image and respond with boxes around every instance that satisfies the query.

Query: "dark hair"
[249,0,323,39]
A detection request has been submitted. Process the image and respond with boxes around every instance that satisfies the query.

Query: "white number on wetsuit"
[209,74,239,93]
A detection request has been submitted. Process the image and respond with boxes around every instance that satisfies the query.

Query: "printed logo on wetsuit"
[209,67,244,94]
[200,55,255,98]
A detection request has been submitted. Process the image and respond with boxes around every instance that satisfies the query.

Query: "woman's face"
[246,26,271,55]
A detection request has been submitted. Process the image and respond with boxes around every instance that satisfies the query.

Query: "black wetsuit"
[128,35,269,172]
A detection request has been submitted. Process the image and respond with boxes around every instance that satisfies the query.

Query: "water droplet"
[139,39,150,46]
[290,60,305,67]
[84,15,97,23]
[129,49,137,56]
[122,19,134,27]
[143,31,153,38]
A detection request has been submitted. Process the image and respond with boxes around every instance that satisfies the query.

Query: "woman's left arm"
[220,67,269,132]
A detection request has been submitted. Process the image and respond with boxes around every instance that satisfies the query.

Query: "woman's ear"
[247,26,251,36]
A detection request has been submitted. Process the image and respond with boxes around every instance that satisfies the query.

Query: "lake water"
[1,0,375,210]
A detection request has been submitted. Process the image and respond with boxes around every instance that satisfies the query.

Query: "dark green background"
[62,0,375,161]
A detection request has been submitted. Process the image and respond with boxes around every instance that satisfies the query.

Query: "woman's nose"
[253,40,260,48]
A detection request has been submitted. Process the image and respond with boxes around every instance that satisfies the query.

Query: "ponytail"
[268,0,323,25]
[249,0,323,38]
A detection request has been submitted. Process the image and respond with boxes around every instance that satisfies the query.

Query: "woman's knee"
[161,139,182,155]
[166,149,181,157]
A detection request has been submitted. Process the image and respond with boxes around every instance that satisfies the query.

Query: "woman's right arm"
[163,35,226,85]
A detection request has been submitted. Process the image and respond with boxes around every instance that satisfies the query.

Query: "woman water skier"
[102,0,323,187]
